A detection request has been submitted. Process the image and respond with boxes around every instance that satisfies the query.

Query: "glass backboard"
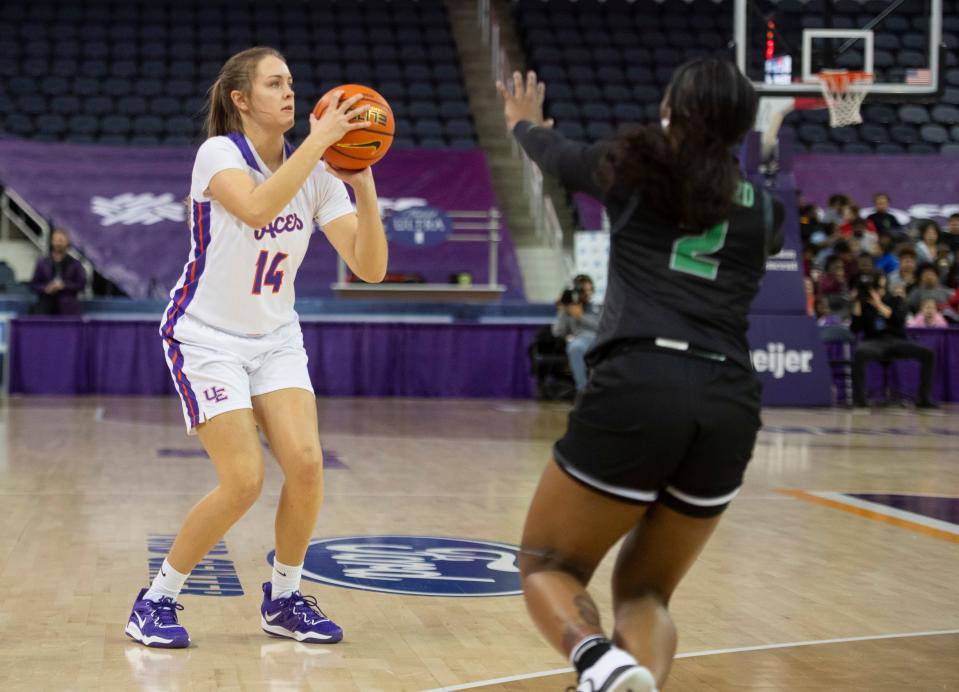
[736,0,944,98]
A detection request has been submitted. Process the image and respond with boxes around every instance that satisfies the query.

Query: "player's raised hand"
[309,91,371,148]
[496,70,554,132]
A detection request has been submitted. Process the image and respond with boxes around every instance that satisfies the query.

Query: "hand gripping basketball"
[312,84,396,170]
[310,91,369,149]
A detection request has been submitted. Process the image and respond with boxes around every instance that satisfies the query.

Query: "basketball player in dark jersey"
[497,60,783,691]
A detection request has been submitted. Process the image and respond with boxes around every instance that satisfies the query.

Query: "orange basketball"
[312,84,395,170]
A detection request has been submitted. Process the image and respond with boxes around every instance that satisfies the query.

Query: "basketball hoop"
[817,70,873,128]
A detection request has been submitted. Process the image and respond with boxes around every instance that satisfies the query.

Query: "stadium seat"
[101,115,132,137]
[444,120,474,139]
[557,121,586,140]
[931,105,959,125]
[899,104,931,124]
[133,115,165,137]
[863,104,897,126]
[612,103,644,123]
[585,120,614,140]
[36,113,66,139]
[118,96,147,117]
[573,84,602,102]
[439,101,471,120]
[408,101,439,120]
[829,126,860,144]
[860,123,890,144]
[919,123,949,144]
[809,142,840,153]
[602,84,633,102]
[549,102,581,121]
[17,95,46,116]
[798,123,829,144]
[890,124,919,144]
[583,104,613,121]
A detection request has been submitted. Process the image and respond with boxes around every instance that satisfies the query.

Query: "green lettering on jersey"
[734,180,754,208]
[669,221,729,281]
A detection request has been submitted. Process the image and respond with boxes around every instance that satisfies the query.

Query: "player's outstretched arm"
[209,92,370,229]
[497,71,606,200]
[323,167,388,284]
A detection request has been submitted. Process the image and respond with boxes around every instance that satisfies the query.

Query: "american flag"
[906,68,931,85]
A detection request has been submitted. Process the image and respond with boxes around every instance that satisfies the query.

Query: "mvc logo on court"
[273,536,522,597]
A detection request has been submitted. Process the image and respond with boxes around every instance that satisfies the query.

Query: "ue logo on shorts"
[270,536,522,597]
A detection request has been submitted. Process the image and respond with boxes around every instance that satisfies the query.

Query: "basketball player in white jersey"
[125,47,387,648]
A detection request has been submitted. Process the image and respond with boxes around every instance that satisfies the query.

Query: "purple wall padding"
[0,139,524,299]
[8,318,541,399]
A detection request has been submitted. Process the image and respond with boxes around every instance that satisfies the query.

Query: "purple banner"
[747,314,833,406]
[794,154,959,221]
[0,139,523,299]
[7,314,856,405]
[7,317,540,399]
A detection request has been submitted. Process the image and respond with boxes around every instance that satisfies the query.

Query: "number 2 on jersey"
[252,251,288,295]
[669,222,728,281]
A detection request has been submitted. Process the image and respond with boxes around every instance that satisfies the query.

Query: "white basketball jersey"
[161,133,354,338]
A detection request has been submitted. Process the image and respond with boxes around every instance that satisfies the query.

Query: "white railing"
[334,208,504,297]
[478,0,570,263]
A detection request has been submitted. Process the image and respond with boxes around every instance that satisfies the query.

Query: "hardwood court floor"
[0,396,957,691]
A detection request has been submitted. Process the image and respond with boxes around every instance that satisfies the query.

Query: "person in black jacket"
[29,228,87,315]
[850,271,936,408]
[497,60,782,692]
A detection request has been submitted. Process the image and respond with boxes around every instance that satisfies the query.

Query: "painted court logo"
[275,536,522,597]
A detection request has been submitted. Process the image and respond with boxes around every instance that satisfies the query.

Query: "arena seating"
[514,0,959,154]
[0,0,476,148]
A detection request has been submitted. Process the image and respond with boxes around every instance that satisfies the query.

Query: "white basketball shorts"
[161,313,314,434]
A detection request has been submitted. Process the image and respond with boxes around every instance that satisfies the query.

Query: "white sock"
[271,559,303,601]
[143,558,189,603]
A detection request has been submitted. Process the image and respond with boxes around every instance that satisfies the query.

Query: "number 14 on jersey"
[252,251,288,295]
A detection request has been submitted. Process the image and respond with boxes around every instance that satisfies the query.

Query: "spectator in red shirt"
[839,203,878,237]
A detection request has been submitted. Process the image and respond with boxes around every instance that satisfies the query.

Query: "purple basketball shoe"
[260,582,343,643]
[125,588,190,648]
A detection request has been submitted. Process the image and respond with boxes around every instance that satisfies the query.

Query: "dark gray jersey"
[514,121,784,371]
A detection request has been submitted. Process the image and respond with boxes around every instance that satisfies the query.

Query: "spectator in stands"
[835,239,861,281]
[915,220,944,264]
[888,247,918,296]
[814,295,843,327]
[552,274,602,392]
[839,203,878,238]
[811,223,843,267]
[856,252,876,279]
[850,271,936,409]
[944,213,959,254]
[907,263,952,314]
[907,297,949,328]
[817,255,850,317]
[874,233,900,275]
[822,194,851,225]
[798,203,820,245]
[849,218,879,255]
[28,228,86,315]
[867,193,906,241]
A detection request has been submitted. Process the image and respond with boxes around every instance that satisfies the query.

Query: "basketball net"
[818,69,873,128]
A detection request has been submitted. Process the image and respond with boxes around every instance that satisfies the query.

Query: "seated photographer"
[551,274,602,393]
[850,271,937,409]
